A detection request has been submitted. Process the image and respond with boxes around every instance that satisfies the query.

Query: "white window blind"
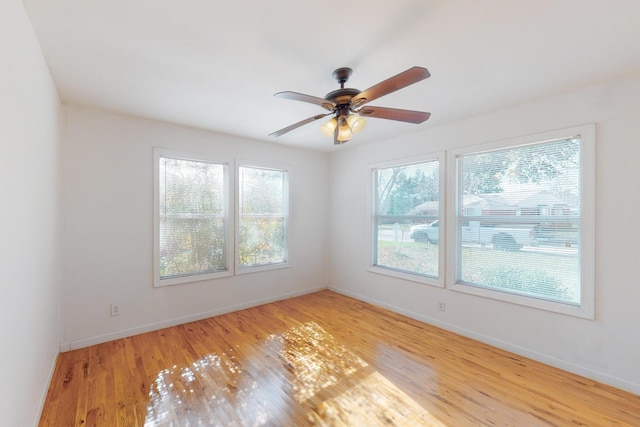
[157,154,228,283]
[455,137,582,305]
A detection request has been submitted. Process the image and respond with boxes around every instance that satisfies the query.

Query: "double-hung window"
[371,154,444,285]
[154,149,231,286]
[154,149,290,286]
[237,164,289,271]
[448,125,595,318]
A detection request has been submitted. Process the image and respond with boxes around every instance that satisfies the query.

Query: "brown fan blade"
[274,91,336,110]
[358,106,431,123]
[269,113,332,137]
[350,66,430,108]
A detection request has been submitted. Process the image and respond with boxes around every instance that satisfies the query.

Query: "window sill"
[368,266,444,288]
[449,281,595,319]
[236,262,290,275]
[154,270,233,288]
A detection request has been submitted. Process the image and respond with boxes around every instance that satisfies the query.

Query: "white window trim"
[234,159,290,275]
[368,152,446,288]
[445,124,596,319]
[153,148,234,287]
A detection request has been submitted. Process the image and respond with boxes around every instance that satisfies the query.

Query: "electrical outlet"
[111,304,121,317]
[438,301,446,312]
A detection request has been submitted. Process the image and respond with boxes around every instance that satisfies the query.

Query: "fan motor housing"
[324,88,361,106]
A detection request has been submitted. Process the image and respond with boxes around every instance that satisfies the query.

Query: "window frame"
[235,160,290,275]
[153,148,234,287]
[369,152,446,287]
[446,124,596,319]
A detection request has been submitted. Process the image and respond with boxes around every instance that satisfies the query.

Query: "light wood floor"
[39,290,640,426]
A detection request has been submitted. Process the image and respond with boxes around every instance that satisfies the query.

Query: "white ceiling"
[23,0,640,151]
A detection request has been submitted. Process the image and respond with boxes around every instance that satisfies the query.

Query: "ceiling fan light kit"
[270,66,431,145]
[320,115,367,142]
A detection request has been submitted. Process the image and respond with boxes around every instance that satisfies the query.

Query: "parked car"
[409,220,535,250]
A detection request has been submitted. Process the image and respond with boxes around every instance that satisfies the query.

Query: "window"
[237,165,289,271]
[154,149,232,286]
[371,155,444,285]
[154,151,291,285]
[448,125,595,318]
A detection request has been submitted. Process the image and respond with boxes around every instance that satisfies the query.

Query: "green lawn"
[376,240,579,304]
[376,240,439,277]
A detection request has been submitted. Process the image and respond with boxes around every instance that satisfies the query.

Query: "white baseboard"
[33,350,59,427]
[328,286,640,397]
[60,286,326,352]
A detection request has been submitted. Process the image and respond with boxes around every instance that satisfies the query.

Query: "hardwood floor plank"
[39,290,640,426]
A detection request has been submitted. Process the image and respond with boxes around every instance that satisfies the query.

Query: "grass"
[376,239,579,303]
[376,240,439,277]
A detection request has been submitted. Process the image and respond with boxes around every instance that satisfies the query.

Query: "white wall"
[328,72,640,395]
[0,1,61,425]
[60,106,330,349]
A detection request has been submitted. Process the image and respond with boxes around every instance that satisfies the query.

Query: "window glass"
[157,155,228,283]
[238,165,288,269]
[456,137,582,305]
[373,160,440,279]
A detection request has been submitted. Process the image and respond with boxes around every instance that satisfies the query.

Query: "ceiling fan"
[269,66,431,145]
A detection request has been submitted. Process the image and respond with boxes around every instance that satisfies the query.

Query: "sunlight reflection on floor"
[272,321,446,426]
[144,350,277,426]
[144,321,446,426]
